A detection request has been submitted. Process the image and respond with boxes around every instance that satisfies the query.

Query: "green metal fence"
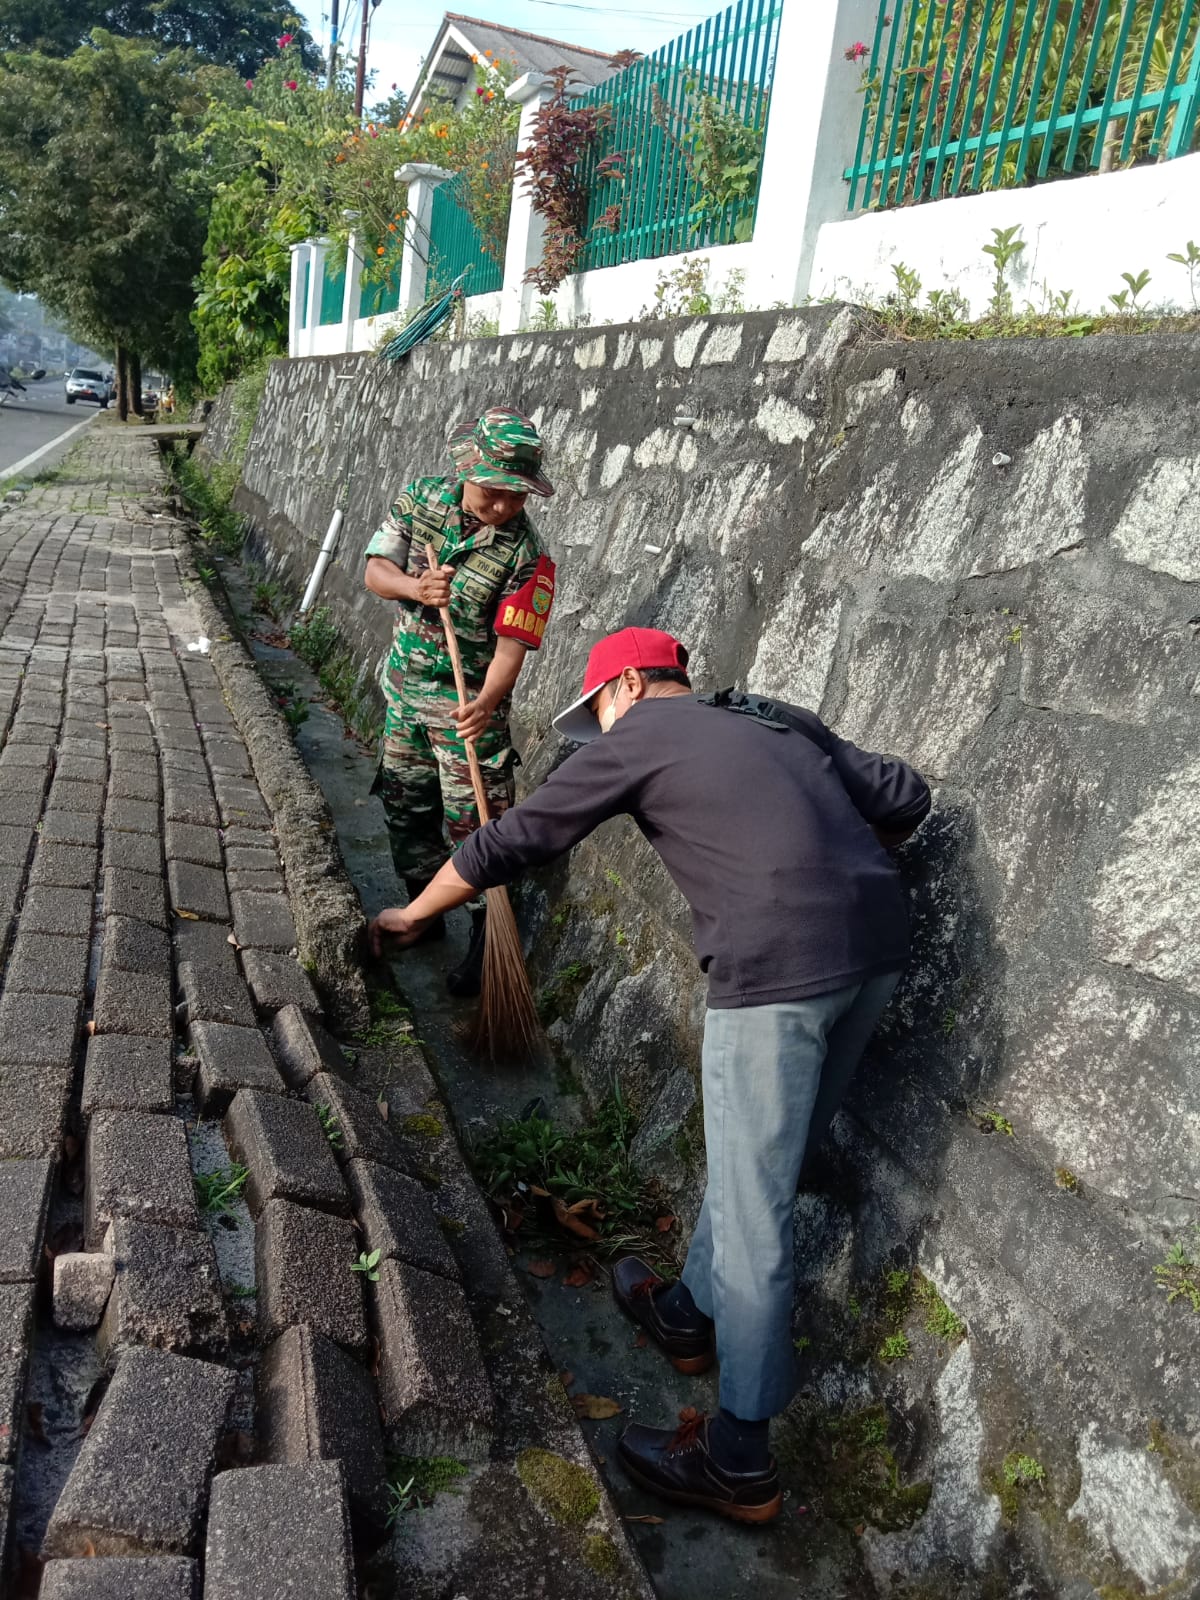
[427,166,506,296]
[357,244,402,319]
[299,256,311,329]
[571,0,781,271]
[846,0,1200,211]
[318,257,347,325]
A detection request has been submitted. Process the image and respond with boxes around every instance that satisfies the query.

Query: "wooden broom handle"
[425,543,493,825]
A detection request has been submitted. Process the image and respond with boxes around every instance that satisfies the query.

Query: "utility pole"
[327,0,339,89]
[353,0,381,117]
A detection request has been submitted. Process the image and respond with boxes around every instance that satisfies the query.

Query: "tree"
[0,0,318,79]
[0,31,224,407]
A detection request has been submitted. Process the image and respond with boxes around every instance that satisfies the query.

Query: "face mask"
[598,682,624,734]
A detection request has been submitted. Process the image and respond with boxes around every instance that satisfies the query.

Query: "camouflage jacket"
[365,475,553,702]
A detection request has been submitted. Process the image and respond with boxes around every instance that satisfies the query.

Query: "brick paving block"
[0,1158,52,1281]
[225,867,286,898]
[0,1465,12,1569]
[57,737,107,762]
[162,785,218,828]
[82,1035,174,1117]
[164,822,221,868]
[94,967,172,1039]
[49,778,105,816]
[0,823,34,867]
[22,885,93,939]
[53,756,107,786]
[42,1346,236,1558]
[240,950,320,1017]
[0,1063,72,1158]
[5,932,90,997]
[40,1556,199,1600]
[29,841,99,888]
[222,826,279,853]
[204,1462,354,1600]
[1,786,46,825]
[191,1021,283,1115]
[104,796,159,836]
[172,919,236,971]
[155,726,203,755]
[103,829,161,875]
[177,961,256,1029]
[219,844,278,870]
[85,1112,200,1249]
[103,867,167,930]
[108,748,159,779]
[306,1074,402,1172]
[373,1259,494,1461]
[230,892,296,953]
[97,1218,226,1363]
[223,1091,347,1218]
[40,812,100,851]
[0,990,81,1065]
[101,915,171,978]
[53,1252,116,1331]
[257,1327,388,1537]
[203,738,252,777]
[346,1159,459,1284]
[158,749,206,781]
[0,864,23,924]
[167,860,229,922]
[270,1007,351,1092]
[107,730,156,755]
[109,769,160,804]
[0,1282,34,1464]
[0,741,53,771]
[255,1199,365,1354]
[0,763,48,799]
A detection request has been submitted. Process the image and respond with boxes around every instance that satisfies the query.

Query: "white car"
[65,368,110,407]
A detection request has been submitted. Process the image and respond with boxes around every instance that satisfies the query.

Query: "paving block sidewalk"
[0,429,651,1599]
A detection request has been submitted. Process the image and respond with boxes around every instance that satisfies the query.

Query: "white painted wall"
[539,241,757,328]
[810,152,1200,318]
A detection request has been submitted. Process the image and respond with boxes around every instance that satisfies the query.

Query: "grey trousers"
[680,970,902,1419]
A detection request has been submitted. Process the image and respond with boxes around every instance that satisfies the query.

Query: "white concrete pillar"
[499,72,554,335]
[745,0,881,308]
[287,242,311,358]
[342,232,366,350]
[395,163,452,314]
[305,237,329,355]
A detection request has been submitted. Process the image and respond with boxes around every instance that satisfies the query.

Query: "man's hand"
[415,567,452,608]
[368,906,428,957]
[453,694,495,742]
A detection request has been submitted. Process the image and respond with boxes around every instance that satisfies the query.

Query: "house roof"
[405,12,622,122]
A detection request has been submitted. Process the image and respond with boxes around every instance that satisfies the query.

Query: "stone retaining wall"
[205,312,1200,1597]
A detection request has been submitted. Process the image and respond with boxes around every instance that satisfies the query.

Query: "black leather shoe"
[617,1410,782,1523]
[446,907,487,997]
[403,879,445,944]
[613,1256,715,1375]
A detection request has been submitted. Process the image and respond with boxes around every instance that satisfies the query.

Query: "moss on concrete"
[401,1113,444,1140]
[583,1532,622,1579]
[774,1403,931,1534]
[516,1448,601,1526]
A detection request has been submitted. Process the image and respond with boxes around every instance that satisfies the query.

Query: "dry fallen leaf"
[551,1196,602,1241]
[375,1097,389,1122]
[526,1259,557,1279]
[634,1332,648,1349]
[84,1020,96,1036]
[571,1394,622,1420]
[562,1260,596,1289]
[175,909,200,921]
[559,1370,574,1389]
[655,1215,675,1232]
[625,1514,666,1524]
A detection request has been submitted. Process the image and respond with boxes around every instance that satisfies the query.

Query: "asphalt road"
[0,383,102,479]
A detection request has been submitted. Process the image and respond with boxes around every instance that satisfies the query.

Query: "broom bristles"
[469,884,541,1060]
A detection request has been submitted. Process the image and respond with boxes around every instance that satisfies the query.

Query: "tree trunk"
[115,346,128,420]
[129,351,143,417]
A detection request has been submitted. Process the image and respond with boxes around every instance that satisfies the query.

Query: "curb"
[169,512,370,1036]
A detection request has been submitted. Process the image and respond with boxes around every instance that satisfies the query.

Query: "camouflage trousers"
[373,696,515,892]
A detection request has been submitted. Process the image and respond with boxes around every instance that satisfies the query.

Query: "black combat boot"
[403,879,446,944]
[446,906,487,997]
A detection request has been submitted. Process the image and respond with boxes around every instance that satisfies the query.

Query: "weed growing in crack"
[195,1164,249,1215]
[1003,1453,1045,1489]
[352,1248,381,1282]
[877,1331,911,1363]
[386,1454,468,1526]
[914,1277,966,1343]
[1154,1229,1200,1314]
[316,1103,343,1150]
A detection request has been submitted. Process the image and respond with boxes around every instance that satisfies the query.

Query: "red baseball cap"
[552,627,690,743]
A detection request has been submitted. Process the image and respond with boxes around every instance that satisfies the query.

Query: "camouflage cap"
[447,407,554,499]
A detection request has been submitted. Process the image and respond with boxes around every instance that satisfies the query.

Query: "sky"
[295,0,723,106]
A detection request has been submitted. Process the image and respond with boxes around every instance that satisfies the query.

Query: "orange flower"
[400,209,409,217]
[470,52,478,62]
[484,48,493,56]
[485,90,495,100]
[481,160,489,170]
[376,246,385,255]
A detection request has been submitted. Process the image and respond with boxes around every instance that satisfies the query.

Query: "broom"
[425,544,541,1060]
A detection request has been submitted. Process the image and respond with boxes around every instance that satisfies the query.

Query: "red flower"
[277,31,294,46]
[244,78,253,89]
[844,41,869,62]
[285,79,298,89]
[476,86,486,96]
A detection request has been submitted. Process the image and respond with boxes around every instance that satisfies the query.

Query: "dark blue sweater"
[454,692,930,1009]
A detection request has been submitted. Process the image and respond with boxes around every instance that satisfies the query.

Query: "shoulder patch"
[495,556,556,648]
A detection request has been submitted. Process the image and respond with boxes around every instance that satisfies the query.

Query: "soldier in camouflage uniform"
[364,407,557,995]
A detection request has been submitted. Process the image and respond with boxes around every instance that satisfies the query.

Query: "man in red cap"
[369,627,930,1523]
